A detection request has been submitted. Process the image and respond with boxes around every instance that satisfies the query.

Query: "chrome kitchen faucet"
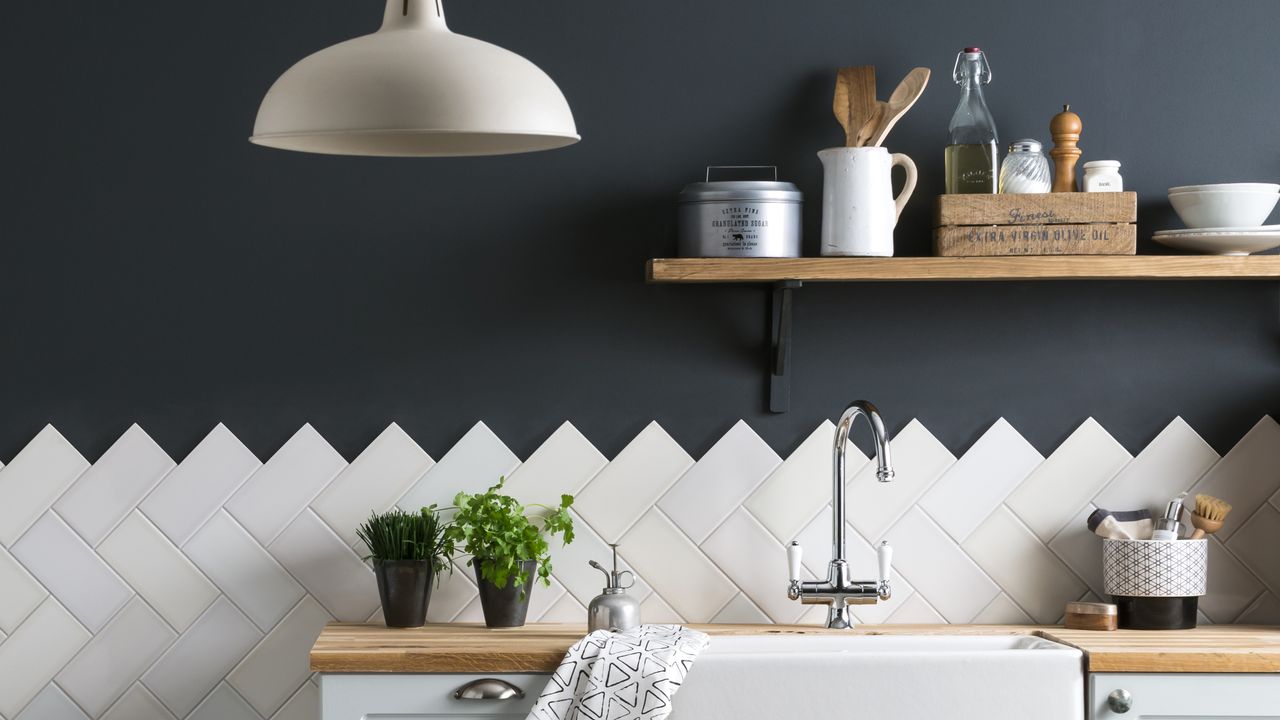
[786,400,895,629]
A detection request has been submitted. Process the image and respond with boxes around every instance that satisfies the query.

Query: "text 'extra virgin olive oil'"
[945,142,998,194]
[946,47,999,194]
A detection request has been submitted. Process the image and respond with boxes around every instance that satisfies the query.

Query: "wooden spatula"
[833,67,876,147]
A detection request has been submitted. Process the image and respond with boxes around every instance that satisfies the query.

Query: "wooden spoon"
[833,67,876,147]
[860,67,931,148]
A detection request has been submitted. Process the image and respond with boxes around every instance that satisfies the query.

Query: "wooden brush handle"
[1190,528,1206,540]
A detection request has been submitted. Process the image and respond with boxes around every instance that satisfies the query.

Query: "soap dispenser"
[588,544,640,632]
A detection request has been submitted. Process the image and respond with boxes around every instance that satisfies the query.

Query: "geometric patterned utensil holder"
[1102,539,1208,597]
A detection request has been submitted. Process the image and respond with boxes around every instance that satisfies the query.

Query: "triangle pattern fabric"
[526,625,711,720]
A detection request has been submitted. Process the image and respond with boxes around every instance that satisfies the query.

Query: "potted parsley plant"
[444,478,574,627]
[356,507,453,628]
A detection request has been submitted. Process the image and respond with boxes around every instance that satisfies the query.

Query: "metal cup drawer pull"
[1107,689,1133,714]
[453,679,526,700]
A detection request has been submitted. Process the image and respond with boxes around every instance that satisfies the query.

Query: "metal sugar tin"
[677,166,803,258]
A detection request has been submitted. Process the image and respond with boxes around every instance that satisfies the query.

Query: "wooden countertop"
[311,623,1280,674]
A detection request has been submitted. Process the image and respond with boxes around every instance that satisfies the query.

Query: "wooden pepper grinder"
[1050,104,1082,192]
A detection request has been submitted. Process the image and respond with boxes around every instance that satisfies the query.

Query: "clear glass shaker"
[999,139,1051,193]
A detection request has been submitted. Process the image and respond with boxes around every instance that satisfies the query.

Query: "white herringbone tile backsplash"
[1,416,1279,718]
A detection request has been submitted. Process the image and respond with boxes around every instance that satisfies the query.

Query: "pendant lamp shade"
[250,0,579,157]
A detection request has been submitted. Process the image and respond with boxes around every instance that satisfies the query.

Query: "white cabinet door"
[1091,673,1280,720]
[320,673,551,720]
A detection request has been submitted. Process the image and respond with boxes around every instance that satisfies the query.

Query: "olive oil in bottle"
[945,143,998,194]
[945,48,998,194]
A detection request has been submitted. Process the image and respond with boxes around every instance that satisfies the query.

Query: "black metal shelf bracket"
[769,280,802,413]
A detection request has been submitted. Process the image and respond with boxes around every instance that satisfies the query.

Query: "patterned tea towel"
[527,625,711,720]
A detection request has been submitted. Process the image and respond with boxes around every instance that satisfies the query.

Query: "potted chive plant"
[357,507,453,628]
[444,478,575,628]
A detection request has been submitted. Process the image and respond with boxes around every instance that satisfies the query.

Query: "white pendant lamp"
[250,0,579,157]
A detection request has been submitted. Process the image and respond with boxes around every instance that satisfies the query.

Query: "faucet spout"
[832,401,893,564]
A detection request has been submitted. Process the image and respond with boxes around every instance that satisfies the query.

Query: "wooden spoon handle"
[853,102,887,147]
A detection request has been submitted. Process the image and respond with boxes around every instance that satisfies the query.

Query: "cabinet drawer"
[1090,673,1280,719]
[321,673,551,720]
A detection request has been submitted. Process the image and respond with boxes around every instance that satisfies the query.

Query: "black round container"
[373,559,433,628]
[1113,596,1198,630]
[474,559,537,628]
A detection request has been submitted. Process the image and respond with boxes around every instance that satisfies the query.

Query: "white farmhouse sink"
[670,635,1084,720]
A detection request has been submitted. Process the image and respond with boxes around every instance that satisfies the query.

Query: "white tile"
[745,422,864,545]
[504,422,606,510]
[98,511,218,632]
[225,424,346,546]
[0,598,90,718]
[310,424,433,547]
[619,509,735,622]
[14,685,87,720]
[271,681,318,720]
[142,597,262,717]
[537,592,588,623]
[183,507,304,630]
[963,507,1086,624]
[397,421,521,511]
[919,419,1043,542]
[1238,593,1280,624]
[187,685,260,720]
[847,419,954,542]
[709,593,770,624]
[1094,417,1219,514]
[269,509,379,621]
[637,593,684,624]
[424,565,478,623]
[545,510,652,609]
[1047,505,1106,598]
[0,546,46,634]
[659,421,781,544]
[10,512,131,633]
[1006,418,1131,541]
[793,508,841,578]
[56,599,176,717]
[575,422,693,542]
[229,596,331,718]
[1190,416,1280,541]
[1200,537,1264,623]
[102,686,176,720]
[524,575,568,623]
[183,510,304,632]
[1226,504,1280,596]
[140,424,261,547]
[885,594,946,624]
[971,593,1034,624]
[54,425,175,547]
[884,507,999,623]
[700,509,803,623]
[0,426,88,547]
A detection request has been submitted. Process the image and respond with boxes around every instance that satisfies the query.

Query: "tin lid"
[1066,601,1118,616]
[679,180,803,203]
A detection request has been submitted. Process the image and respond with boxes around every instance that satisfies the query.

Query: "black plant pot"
[373,559,434,628]
[474,559,536,628]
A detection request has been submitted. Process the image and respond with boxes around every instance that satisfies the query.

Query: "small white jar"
[1082,160,1123,192]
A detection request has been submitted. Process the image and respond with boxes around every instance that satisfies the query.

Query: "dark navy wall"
[1,0,1277,461]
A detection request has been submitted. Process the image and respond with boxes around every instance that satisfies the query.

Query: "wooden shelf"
[647,256,1280,283]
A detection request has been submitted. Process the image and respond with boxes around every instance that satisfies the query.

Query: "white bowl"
[1169,183,1280,194]
[1169,188,1280,228]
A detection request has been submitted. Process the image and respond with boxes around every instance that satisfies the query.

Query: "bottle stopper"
[1050,104,1082,192]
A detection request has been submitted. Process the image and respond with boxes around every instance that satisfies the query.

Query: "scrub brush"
[1188,494,1232,539]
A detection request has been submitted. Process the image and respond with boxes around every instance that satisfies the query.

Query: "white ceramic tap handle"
[787,541,803,583]
[877,541,893,586]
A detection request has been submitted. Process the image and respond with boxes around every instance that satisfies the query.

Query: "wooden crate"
[934,192,1137,257]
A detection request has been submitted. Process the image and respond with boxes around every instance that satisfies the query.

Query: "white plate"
[1151,226,1280,255]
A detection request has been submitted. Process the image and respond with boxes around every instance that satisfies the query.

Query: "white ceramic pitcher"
[818,147,918,256]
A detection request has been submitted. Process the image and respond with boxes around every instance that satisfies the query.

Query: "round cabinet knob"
[1107,689,1133,714]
